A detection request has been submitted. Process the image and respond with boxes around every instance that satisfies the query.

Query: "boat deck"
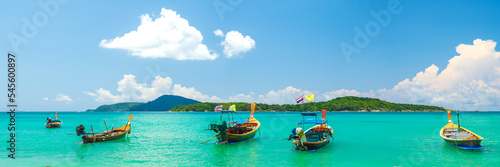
[305,131,329,142]
[443,128,473,139]
[228,124,256,134]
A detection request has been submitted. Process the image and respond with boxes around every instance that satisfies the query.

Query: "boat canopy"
[221,111,236,114]
[299,119,327,124]
[228,119,249,124]
[301,112,317,116]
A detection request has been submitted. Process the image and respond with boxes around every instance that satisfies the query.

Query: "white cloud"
[380,39,500,110]
[221,31,255,57]
[323,39,500,110]
[83,91,96,96]
[55,94,72,102]
[322,89,375,100]
[87,39,500,110]
[214,29,224,37]
[86,74,220,103]
[227,86,314,104]
[99,8,218,60]
[172,84,221,102]
[317,39,500,110]
[42,97,49,101]
[87,77,312,105]
[86,88,124,103]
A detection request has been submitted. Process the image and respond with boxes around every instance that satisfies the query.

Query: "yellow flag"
[306,94,315,101]
[229,104,236,111]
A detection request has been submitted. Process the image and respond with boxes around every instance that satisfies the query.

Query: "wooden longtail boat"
[207,103,260,144]
[289,110,333,151]
[440,111,483,149]
[76,115,132,144]
[45,112,62,128]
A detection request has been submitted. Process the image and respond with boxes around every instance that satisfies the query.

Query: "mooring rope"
[452,145,480,167]
[201,133,219,144]
[453,136,480,167]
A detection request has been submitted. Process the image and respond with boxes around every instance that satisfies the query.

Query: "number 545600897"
[8,53,16,103]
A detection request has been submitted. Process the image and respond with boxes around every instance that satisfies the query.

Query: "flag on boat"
[229,104,236,111]
[214,105,223,111]
[321,109,327,119]
[296,95,304,104]
[306,94,315,101]
[251,103,256,117]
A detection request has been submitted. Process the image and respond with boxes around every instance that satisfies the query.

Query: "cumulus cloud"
[227,86,314,104]
[87,76,313,105]
[379,39,500,110]
[86,74,220,103]
[320,39,500,110]
[43,97,49,101]
[221,31,255,57]
[322,89,375,100]
[88,39,500,110]
[99,8,217,60]
[214,29,224,37]
[172,84,221,102]
[55,94,72,102]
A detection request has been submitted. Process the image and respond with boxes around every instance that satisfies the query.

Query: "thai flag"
[296,95,304,104]
[214,105,223,111]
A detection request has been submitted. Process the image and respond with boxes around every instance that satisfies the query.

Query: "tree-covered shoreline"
[170,96,448,112]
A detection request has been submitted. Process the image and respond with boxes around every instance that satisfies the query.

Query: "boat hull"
[292,136,331,150]
[443,138,482,147]
[82,130,128,143]
[219,128,258,143]
[215,117,260,144]
[440,123,483,149]
[45,122,61,128]
[82,123,131,144]
[292,124,333,151]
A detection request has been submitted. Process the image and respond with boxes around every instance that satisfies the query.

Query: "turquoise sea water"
[1,111,499,166]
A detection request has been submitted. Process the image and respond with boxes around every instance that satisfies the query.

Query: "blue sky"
[1,0,500,111]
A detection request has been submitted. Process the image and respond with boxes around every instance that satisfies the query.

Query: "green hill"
[87,95,200,112]
[170,96,448,112]
[129,95,200,111]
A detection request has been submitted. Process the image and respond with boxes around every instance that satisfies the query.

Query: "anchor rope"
[201,133,219,144]
[453,132,480,167]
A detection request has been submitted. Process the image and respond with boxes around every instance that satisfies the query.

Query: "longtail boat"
[76,115,133,143]
[289,110,333,151]
[205,103,260,144]
[440,111,483,149]
[45,112,62,128]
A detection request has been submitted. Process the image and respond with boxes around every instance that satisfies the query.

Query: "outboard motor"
[76,125,86,136]
[288,127,299,140]
[209,120,227,142]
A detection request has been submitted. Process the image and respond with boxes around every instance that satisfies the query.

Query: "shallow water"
[1,111,499,166]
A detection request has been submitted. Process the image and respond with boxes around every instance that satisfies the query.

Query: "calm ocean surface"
[1,111,499,166]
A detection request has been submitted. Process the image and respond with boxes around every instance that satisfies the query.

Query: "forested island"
[87,95,447,112]
[170,96,448,112]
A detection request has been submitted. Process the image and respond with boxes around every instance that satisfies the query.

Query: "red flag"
[321,109,327,119]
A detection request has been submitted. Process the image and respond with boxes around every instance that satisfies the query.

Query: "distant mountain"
[86,95,200,112]
[129,95,200,111]
[170,96,448,112]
